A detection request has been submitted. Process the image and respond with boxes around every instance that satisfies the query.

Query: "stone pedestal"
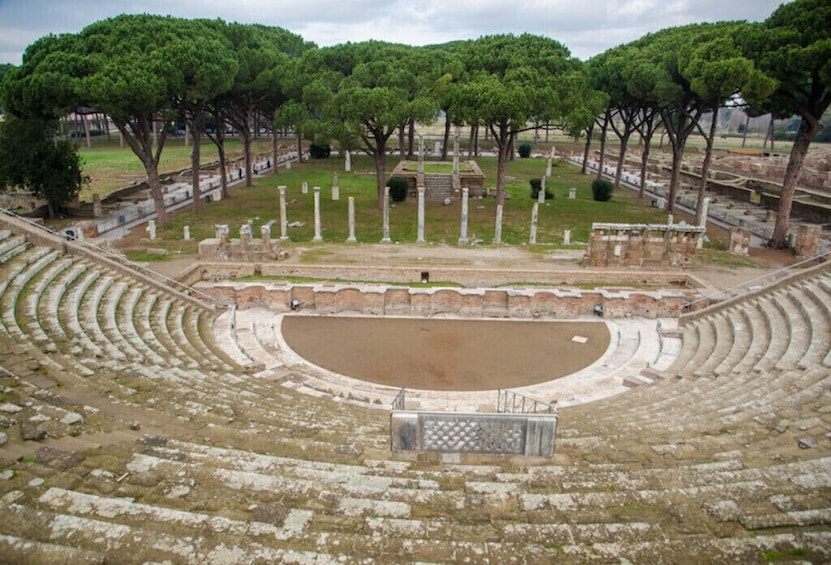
[146,220,156,240]
[563,229,571,245]
[183,226,190,241]
[331,173,339,201]
[301,181,308,194]
[795,224,822,257]
[729,226,751,256]
[344,150,351,173]
[568,187,576,199]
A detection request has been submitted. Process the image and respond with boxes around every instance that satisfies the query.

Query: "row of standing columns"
[275,184,514,245]
[273,184,705,246]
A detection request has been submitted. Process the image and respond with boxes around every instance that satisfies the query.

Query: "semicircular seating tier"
[0,221,828,563]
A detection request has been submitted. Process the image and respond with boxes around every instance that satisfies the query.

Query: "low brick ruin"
[198,223,286,262]
[583,222,705,268]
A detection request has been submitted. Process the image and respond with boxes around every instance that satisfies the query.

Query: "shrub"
[529,178,553,200]
[388,177,409,202]
[591,178,614,202]
[518,143,532,158]
[308,143,331,159]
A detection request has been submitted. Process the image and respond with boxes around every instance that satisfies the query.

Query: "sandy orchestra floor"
[281,315,610,391]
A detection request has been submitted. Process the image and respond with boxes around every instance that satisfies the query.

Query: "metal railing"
[684,250,830,311]
[1,208,220,308]
[391,388,406,411]
[497,389,556,414]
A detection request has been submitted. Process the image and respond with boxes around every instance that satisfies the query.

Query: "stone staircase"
[0,224,829,563]
[423,174,454,201]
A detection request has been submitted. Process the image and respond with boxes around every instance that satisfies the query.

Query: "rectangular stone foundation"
[390,411,557,457]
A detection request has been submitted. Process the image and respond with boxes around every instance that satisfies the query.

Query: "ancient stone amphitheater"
[0,212,829,564]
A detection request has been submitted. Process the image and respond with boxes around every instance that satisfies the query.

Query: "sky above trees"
[0,0,788,65]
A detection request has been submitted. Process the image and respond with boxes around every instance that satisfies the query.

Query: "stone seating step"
[731,300,771,374]
[0,531,105,565]
[713,308,766,377]
[42,261,88,342]
[0,234,28,263]
[712,308,752,376]
[693,312,735,377]
[754,296,790,373]
[771,291,811,371]
[680,318,718,377]
[212,309,259,367]
[1,248,62,339]
[663,322,699,377]
[110,285,165,365]
[187,308,241,372]
[0,499,310,564]
[133,293,183,368]
[800,280,831,367]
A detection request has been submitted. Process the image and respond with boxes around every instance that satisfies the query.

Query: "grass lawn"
[77,136,277,200]
[125,150,682,256]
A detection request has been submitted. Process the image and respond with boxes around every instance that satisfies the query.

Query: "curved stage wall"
[200,281,690,319]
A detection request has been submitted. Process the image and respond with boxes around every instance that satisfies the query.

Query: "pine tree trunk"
[695,112,718,223]
[770,118,817,247]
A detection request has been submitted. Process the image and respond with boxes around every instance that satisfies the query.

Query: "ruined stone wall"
[584,223,704,268]
[196,281,690,319]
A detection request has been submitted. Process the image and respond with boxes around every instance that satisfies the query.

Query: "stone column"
[493,204,504,244]
[278,185,289,240]
[332,172,340,200]
[538,176,546,203]
[240,224,251,252]
[458,187,469,245]
[313,186,323,242]
[417,186,426,243]
[546,158,552,178]
[344,150,351,173]
[301,181,308,194]
[261,224,271,248]
[347,196,357,242]
[697,197,710,249]
[92,193,102,218]
[453,134,460,174]
[699,197,711,228]
[146,220,156,240]
[183,226,191,241]
[529,202,539,245]
[563,229,571,245]
[418,135,424,173]
[381,186,391,243]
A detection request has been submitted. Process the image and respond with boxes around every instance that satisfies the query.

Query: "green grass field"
[78,136,275,199]
[121,150,685,254]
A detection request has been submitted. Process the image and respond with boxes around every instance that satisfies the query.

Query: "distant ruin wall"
[584,223,705,268]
